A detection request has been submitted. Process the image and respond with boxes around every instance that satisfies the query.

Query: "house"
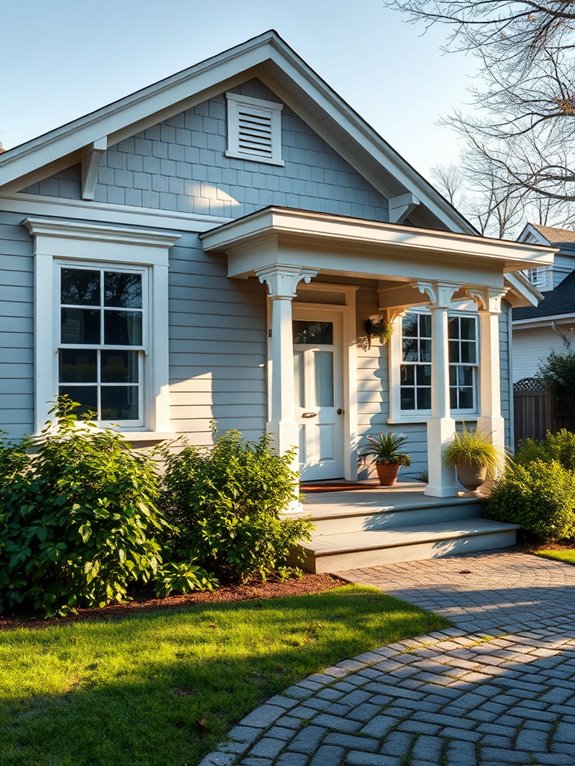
[0,30,554,501]
[513,223,575,382]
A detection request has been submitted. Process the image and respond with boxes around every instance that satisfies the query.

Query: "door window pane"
[314,351,334,407]
[293,321,333,345]
[293,350,304,408]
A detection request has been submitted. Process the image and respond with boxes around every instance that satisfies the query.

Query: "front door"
[293,309,344,481]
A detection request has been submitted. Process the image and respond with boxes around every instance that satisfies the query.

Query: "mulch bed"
[0,573,346,632]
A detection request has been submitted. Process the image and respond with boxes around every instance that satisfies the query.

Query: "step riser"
[300,530,517,573]
[310,503,484,536]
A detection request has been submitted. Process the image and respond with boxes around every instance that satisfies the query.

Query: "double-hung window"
[448,315,478,412]
[58,266,145,425]
[395,309,479,419]
[400,312,431,412]
[25,218,178,435]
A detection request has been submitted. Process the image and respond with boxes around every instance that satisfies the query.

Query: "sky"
[1,0,477,181]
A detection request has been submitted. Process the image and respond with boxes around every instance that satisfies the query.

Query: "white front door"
[293,309,344,481]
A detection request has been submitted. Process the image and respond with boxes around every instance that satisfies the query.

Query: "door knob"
[337,408,344,415]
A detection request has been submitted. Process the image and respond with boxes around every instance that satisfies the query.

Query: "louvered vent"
[226,92,284,166]
[238,107,273,158]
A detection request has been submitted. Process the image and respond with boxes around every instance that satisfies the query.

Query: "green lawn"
[0,585,447,766]
[534,548,575,566]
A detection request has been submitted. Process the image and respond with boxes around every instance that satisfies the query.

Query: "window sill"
[387,415,478,425]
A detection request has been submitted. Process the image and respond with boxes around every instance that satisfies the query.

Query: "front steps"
[288,486,518,573]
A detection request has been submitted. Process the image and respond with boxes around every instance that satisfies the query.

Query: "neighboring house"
[513,223,575,382]
[0,31,553,499]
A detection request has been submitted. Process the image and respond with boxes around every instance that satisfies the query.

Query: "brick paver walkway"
[200,552,575,766]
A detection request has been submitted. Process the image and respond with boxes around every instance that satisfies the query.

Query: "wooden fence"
[514,378,575,444]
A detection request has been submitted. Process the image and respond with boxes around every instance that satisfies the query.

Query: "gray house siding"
[168,233,267,444]
[0,213,35,439]
[22,80,390,223]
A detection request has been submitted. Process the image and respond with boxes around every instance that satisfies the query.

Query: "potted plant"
[443,426,504,492]
[361,432,411,486]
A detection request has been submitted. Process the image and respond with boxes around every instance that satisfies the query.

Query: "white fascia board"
[200,207,556,270]
[504,271,543,308]
[0,193,231,232]
[513,312,575,328]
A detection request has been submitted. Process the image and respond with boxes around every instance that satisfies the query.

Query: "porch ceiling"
[200,207,556,292]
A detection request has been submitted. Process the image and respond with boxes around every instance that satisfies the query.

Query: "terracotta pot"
[376,462,401,486]
[456,461,488,491]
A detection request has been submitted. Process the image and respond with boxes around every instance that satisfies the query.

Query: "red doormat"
[300,481,379,493]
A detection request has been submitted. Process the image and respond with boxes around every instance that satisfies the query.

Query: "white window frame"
[388,307,479,424]
[24,218,180,437]
[448,313,479,415]
[57,262,148,428]
[225,92,284,166]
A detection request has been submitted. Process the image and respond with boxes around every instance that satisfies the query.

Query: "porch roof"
[200,207,556,305]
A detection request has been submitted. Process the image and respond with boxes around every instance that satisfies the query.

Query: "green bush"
[160,429,313,582]
[0,400,170,616]
[153,561,217,598]
[487,459,575,541]
[515,429,575,471]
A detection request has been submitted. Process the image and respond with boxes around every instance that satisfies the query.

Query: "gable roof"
[514,268,575,322]
[0,30,476,234]
[518,222,575,246]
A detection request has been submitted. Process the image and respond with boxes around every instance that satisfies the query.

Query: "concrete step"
[297,519,519,573]
[297,498,485,536]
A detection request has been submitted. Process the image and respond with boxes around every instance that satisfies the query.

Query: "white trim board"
[0,193,231,233]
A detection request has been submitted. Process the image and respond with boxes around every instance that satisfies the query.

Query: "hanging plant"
[364,316,393,348]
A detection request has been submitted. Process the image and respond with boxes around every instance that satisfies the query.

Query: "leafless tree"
[384,1,575,221]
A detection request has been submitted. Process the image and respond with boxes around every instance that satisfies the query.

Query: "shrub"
[515,429,575,471]
[537,350,575,402]
[0,400,170,616]
[487,459,575,541]
[153,562,217,598]
[160,429,313,582]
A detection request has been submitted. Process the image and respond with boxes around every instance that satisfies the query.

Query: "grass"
[0,585,447,766]
[534,548,575,566]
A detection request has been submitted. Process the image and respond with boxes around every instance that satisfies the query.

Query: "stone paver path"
[201,552,575,766]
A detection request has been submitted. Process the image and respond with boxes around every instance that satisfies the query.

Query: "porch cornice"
[200,206,556,273]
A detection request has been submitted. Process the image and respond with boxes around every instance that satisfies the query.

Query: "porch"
[201,207,553,498]
[289,482,519,572]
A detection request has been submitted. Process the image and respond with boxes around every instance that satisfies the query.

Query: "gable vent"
[226,92,284,166]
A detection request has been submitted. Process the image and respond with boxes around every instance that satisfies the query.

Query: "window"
[59,266,145,424]
[448,315,478,411]
[393,309,479,419]
[525,266,552,291]
[225,92,284,166]
[24,218,178,435]
[400,312,431,411]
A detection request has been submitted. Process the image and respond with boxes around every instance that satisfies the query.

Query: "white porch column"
[418,281,459,497]
[256,266,318,468]
[468,288,507,455]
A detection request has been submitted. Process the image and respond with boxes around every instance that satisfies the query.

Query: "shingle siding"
[21,80,389,222]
